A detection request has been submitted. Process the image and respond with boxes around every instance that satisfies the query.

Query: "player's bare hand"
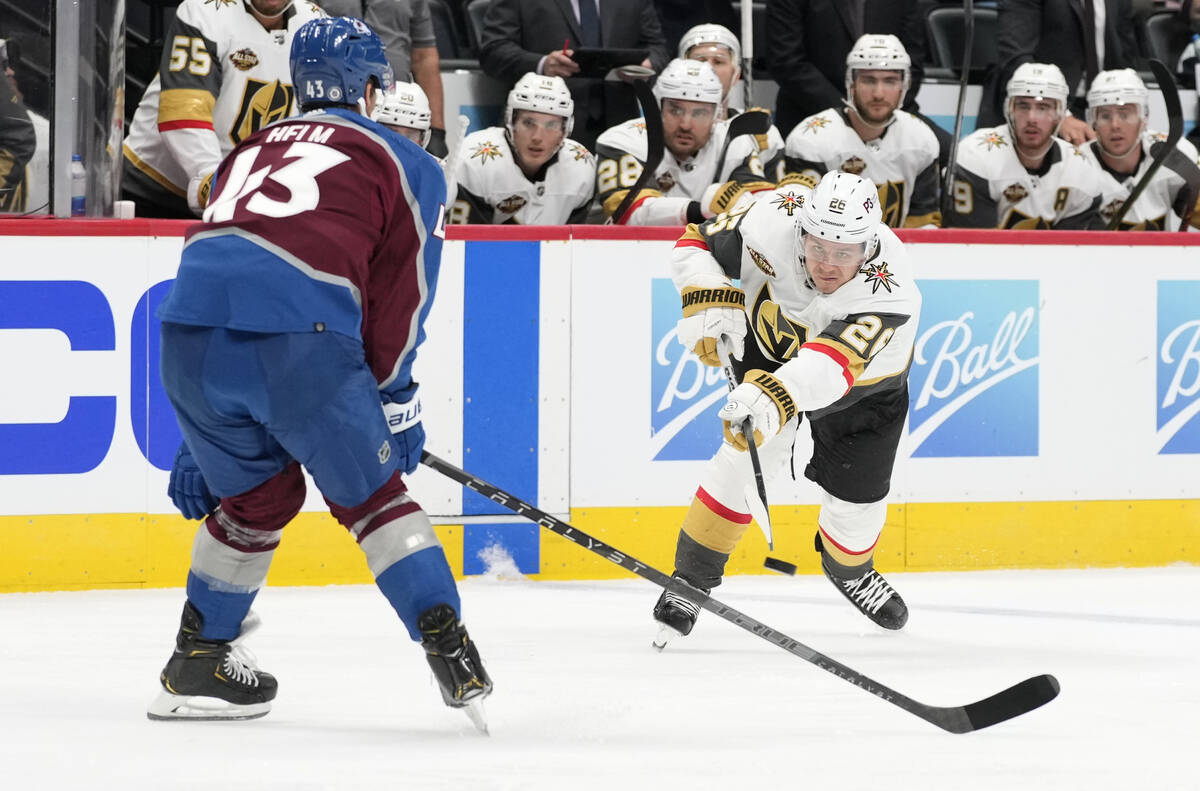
[1058,115,1095,146]
[544,50,579,78]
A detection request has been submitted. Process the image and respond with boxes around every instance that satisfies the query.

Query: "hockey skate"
[817,536,908,630]
[147,602,278,721]
[651,574,709,651]
[418,603,493,734]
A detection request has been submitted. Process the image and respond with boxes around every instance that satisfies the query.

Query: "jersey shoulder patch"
[595,118,649,161]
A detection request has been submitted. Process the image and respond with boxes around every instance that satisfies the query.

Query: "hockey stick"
[716,340,773,549]
[421,450,1061,733]
[713,108,773,183]
[739,0,754,107]
[940,0,974,219]
[608,66,664,225]
[1107,59,1182,230]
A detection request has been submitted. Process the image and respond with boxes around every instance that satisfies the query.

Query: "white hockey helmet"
[1086,68,1149,124]
[844,34,912,104]
[371,80,433,147]
[505,73,574,138]
[678,23,741,65]
[1005,62,1069,110]
[797,172,882,258]
[652,58,723,107]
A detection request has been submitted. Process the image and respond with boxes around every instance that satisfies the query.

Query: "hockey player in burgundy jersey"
[148,17,492,731]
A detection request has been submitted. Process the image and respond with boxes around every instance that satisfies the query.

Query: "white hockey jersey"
[946,125,1106,229]
[780,107,941,227]
[123,0,325,201]
[594,115,779,225]
[1080,132,1200,231]
[448,126,595,224]
[672,186,920,417]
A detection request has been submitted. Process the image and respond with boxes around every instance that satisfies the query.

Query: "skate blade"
[652,623,682,652]
[460,697,489,735]
[146,690,271,721]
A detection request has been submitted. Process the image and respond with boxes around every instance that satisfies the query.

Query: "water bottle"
[70,154,86,217]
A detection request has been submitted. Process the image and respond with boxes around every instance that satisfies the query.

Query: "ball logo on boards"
[1157,281,1200,455]
[650,278,725,461]
[907,280,1039,457]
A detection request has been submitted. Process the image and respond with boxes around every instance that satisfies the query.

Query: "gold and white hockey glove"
[677,278,747,367]
[187,167,216,216]
[719,369,798,451]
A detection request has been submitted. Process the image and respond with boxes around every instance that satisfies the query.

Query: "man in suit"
[478,0,671,150]
[765,0,930,140]
[977,0,1140,144]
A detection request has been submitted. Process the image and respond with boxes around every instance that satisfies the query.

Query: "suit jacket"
[766,0,929,138]
[977,0,1140,128]
[479,0,671,149]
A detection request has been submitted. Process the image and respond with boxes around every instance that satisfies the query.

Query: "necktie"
[579,0,602,48]
[1082,0,1100,84]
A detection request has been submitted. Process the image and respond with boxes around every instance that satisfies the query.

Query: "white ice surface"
[1,567,1196,790]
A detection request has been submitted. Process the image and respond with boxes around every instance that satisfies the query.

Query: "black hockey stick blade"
[1107,59,1182,229]
[421,451,1061,733]
[609,76,664,225]
[957,673,1061,733]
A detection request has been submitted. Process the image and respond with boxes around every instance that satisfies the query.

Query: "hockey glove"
[168,442,218,520]
[720,370,798,451]
[426,127,449,159]
[383,385,425,475]
[700,179,771,218]
[676,279,747,366]
[187,167,216,216]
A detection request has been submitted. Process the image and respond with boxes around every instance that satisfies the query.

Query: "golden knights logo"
[860,261,898,294]
[801,116,831,134]
[751,284,809,361]
[840,156,866,175]
[497,194,527,214]
[980,131,1008,150]
[230,79,295,145]
[771,190,804,216]
[229,48,259,72]
[876,181,905,226]
[567,142,592,162]
[471,141,504,163]
[747,247,776,278]
[1002,183,1029,203]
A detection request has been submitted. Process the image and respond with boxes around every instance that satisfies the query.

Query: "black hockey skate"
[651,574,710,650]
[817,535,908,630]
[418,603,493,733]
[147,601,278,721]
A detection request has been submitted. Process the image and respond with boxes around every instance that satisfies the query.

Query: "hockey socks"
[375,546,461,640]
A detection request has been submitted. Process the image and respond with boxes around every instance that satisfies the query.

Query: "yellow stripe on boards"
[1,500,1196,592]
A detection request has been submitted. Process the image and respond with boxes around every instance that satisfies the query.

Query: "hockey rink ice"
[1,564,1195,790]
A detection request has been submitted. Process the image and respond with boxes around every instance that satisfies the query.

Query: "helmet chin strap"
[843,98,896,131]
[1097,122,1145,162]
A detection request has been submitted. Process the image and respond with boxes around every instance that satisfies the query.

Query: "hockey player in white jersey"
[776,34,941,228]
[678,23,783,158]
[651,173,920,647]
[595,58,774,225]
[372,79,433,148]
[122,0,325,218]
[1081,69,1200,231]
[946,62,1106,229]
[448,73,594,225]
